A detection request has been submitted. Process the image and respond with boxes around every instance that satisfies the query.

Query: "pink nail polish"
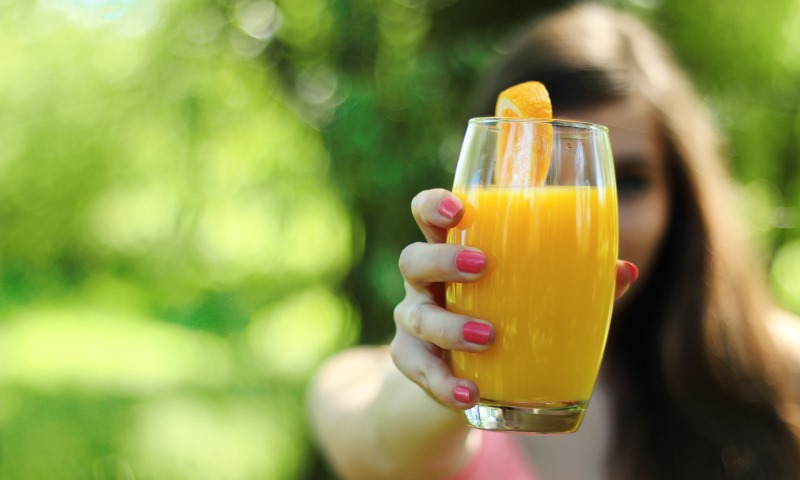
[453,386,472,404]
[622,261,639,282]
[463,321,491,345]
[438,197,462,219]
[456,251,485,274]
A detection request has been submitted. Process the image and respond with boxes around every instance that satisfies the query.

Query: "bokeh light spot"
[236,0,282,41]
[124,395,303,480]
[247,288,358,378]
[0,308,232,394]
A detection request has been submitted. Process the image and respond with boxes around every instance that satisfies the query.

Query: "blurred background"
[0,0,798,478]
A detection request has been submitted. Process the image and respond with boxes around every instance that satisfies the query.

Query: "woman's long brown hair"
[473,4,800,479]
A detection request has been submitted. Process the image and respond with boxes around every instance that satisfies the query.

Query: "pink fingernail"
[453,386,472,404]
[438,197,462,219]
[463,321,491,345]
[622,261,639,282]
[456,250,485,274]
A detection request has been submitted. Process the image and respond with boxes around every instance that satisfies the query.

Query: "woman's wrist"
[371,359,475,478]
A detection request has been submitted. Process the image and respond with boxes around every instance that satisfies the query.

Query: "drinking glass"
[446,118,618,433]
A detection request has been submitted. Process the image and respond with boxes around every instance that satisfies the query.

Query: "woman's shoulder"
[767,309,800,398]
[768,309,800,362]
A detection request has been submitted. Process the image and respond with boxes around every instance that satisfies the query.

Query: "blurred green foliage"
[0,0,355,478]
[0,0,798,479]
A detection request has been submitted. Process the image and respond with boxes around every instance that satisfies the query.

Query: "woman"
[308,4,800,479]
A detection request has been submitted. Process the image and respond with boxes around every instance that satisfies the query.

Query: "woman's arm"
[307,190,492,479]
[307,345,476,480]
[307,188,637,479]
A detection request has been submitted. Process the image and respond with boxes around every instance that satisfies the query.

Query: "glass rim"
[468,117,609,132]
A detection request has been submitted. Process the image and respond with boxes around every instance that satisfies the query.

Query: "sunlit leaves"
[0,0,354,307]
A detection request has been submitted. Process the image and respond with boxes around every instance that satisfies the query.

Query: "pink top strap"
[449,431,538,480]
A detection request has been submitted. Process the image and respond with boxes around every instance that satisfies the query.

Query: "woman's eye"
[616,173,649,196]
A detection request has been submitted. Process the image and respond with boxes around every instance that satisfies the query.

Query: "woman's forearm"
[307,346,476,480]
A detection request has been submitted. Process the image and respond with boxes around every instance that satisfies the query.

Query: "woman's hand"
[392,188,639,410]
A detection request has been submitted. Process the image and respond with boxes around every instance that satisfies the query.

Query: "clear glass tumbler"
[446,118,618,433]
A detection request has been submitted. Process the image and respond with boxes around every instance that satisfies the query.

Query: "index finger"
[411,189,464,244]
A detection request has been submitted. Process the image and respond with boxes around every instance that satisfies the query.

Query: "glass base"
[463,399,588,433]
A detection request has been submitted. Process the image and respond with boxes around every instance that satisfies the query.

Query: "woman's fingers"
[615,260,639,299]
[399,243,485,289]
[394,297,494,352]
[390,330,479,409]
[411,189,464,243]
[394,191,487,410]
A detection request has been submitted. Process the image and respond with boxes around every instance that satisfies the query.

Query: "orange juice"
[447,186,617,405]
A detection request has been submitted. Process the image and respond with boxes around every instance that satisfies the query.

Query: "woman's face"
[560,96,671,306]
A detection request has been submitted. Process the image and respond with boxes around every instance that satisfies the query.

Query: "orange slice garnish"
[494,81,553,186]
